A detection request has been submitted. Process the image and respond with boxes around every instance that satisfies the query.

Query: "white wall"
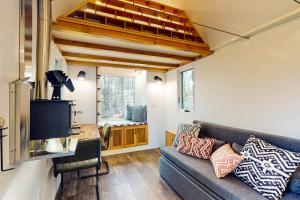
[165,16,300,140]
[0,1,66,199]
[0,0,21,197]
[65,66,97,124]
[147,72,166,148]
[135,70,147,105]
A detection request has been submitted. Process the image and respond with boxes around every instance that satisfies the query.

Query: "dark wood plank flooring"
[56,149,182,200]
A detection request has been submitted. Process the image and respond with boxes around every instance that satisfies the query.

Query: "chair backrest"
[102,123,111,141]
[101,123,111,150]
[53,138,101,165]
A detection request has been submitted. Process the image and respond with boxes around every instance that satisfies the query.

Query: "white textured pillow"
[174,123,202,146]
[234,135,300,200]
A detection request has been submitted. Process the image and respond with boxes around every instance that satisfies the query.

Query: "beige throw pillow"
[210,144,244,178]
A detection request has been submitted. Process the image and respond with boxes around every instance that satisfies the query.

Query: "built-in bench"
[98,120,147,128]
[98,120,148,150]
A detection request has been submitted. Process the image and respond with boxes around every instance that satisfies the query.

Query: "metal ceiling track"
[294,0,300,5]
[190,21,249,39]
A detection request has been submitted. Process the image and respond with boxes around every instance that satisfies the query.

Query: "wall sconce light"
[154,75,163,83]
[77,71,86,80]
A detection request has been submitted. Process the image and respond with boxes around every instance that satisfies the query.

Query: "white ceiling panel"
[182,0,299,49]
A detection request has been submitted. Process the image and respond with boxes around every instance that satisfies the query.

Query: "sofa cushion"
[232,142,243,154]
[212,139,225,152]
[282,191,300,200]
[210,144,244,178]
[174,123,201,146]
[160,146,267,200]
[177,134,215,159]
[288,167,300,194]
[234,135,300,200]
[199,122,300,153]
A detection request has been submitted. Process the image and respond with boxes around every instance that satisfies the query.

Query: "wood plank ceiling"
[53,0,213,72]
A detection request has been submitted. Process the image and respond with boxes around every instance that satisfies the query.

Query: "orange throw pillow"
[210,144,244,178]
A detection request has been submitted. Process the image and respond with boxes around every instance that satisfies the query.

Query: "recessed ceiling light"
[96,0,101,5]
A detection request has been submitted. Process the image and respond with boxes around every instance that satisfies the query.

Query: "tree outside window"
[99,76,135,120]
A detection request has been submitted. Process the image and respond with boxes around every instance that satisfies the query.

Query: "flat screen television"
[30,100,72,140]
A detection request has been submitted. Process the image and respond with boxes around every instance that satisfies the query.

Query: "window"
[99,76,135,120]
[180,69,194,112]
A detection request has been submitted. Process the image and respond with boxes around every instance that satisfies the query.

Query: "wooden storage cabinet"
[110,128,124,149]
[165,130,176,146]
[124,127,136,147]
[135,125,148,146]
[100,124,148,150]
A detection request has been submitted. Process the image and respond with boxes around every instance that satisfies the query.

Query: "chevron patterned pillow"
[174,123,202,146]
[210,144,244,178]
[176,134,215,159]
[234,135,300,200]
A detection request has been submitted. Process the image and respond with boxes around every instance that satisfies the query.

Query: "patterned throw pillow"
[176,134,215,159]
[174,123,202,146]
[234,135,300,200]
[210,144,244,178]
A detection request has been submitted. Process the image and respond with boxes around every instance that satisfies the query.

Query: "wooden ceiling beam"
[53,17,212,56]
[54,38,195,62]
[66,59,169,72]
[62,52,178,68]
[83,1,195,34]
[90,0,188,21]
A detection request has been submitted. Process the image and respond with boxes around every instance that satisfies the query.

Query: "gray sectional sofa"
[159,122,300,200]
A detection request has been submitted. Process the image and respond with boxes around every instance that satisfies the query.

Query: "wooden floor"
[57,149,182,200]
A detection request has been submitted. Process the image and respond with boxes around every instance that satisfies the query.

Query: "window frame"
[98,75,136,121]
[178,68,195,113]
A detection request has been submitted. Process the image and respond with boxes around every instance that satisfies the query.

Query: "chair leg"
[99,160,109,176]
[61,173,64,192]
[78,160,109,179]
[77,170,80,178]
[96,167,100,200]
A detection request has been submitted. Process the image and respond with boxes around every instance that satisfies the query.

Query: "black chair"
[52,138,101,200]
[99,123,111,175]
